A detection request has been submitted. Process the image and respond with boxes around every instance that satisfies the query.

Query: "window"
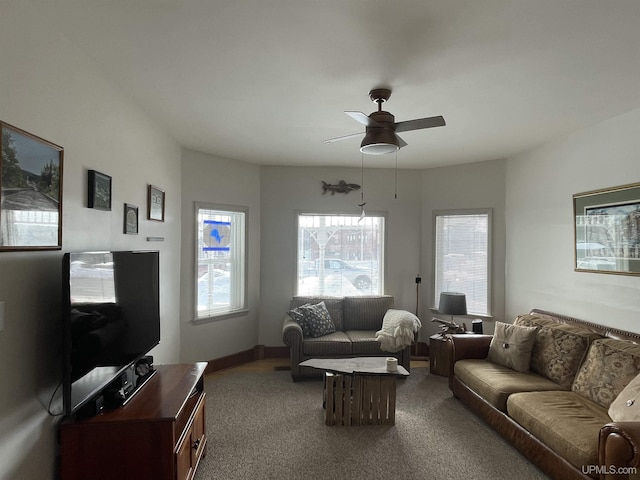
[297,213,385,296]
[195,203,247,320]
[433,209,491,316]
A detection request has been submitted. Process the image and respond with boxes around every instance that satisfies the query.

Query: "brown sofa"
[449,309,640,480]
[281,295,412,380]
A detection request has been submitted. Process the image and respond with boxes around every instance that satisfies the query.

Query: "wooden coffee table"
[299,357,409,426]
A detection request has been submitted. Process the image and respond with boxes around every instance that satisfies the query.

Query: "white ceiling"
[29,0,640,169]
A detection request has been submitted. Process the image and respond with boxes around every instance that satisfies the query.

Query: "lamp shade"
[438,292,467,316]
[360,128,400,155]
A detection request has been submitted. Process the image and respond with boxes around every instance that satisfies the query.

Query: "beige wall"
[258,165,423,346]
[0,3,181,479]
[179,148,261,362]
[420,159,507,338]
[506,108,640,329]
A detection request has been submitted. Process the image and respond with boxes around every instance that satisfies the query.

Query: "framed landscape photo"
[88,170,112,210]
[124,203,138,235]
[574,182,640,275]
[147,184,165,222]
[0,121,64,251]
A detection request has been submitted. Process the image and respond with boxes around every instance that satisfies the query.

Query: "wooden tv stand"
[59,362,208,480]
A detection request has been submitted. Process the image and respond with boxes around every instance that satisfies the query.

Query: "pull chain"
[394,150,398,199]
[358,153,366,222]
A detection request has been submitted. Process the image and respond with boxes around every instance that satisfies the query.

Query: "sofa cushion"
[290,296,344,330]
[507,391,610,469]
[487,322,537,373]
[609,372,640,421]
[454,359,567,411]
[346,330,385,355]
[342,295,394,330]
[572,338,640,409]
[302,331,352,356]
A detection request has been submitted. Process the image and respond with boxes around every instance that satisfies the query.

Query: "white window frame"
[194,202,248,322]
[295,212,386,296]
[432,209,492,317]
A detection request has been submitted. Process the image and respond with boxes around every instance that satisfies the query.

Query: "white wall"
[259,165,423,346]
[506,108,640,330]
[0,2,181,479]
[420,159,507,338]
[179,149,261,362]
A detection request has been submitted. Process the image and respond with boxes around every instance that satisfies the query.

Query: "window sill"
[192,309,250,325]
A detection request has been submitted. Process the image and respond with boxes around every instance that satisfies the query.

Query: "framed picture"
[124,203,138,235]
[574,182,640,275]
[88,170,112,210]
[0,121,64,251]
[147,184,165,222]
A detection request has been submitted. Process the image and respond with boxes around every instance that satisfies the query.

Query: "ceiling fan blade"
[394,115,446,133]
[324,132,364,144]
[345,111,381,127]
[395,134,408,148]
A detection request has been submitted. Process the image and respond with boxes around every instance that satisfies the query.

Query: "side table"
[429,334,452,377]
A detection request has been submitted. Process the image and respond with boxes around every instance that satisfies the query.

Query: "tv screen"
[62,250,160,416]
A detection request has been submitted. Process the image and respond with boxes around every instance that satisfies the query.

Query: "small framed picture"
[147,184,165,222]
[124,203,139,234]
[88,170,112,210]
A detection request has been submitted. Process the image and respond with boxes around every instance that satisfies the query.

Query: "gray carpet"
[195,367,549,480]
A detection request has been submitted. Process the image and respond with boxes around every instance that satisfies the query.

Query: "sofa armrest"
[599,422,640,477]
[282,315,303,346]
[449,334,493,362]
[282,315,304,380]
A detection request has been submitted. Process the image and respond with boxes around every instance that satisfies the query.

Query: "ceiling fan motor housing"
[361,109,400,154]
[368,110,395,126]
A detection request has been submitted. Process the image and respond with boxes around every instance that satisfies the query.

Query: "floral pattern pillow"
[514,313,602,388]
[572,339,640,408]
[530,325,600,388]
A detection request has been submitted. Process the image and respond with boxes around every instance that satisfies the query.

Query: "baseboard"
[205,345,289,374]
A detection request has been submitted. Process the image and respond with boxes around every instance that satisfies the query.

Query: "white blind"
[434,211,490,315]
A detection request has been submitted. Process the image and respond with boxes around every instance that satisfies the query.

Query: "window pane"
[434,211,490,315]
[297,214,384,296]
[196,205,246,318]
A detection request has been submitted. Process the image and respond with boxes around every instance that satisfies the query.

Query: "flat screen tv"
[61,250,160,417]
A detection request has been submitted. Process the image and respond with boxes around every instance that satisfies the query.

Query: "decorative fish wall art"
[321,180,361,195]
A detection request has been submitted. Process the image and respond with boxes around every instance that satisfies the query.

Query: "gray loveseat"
[281,295,412,380]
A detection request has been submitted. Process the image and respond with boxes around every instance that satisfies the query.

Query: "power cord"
[47,381,64,416]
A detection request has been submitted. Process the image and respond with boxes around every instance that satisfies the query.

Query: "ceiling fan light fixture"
[360,129,399,155]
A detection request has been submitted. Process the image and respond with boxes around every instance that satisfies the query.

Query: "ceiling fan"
[324,88,446,155]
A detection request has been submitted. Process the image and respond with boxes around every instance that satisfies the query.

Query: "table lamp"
[431,291,467,335]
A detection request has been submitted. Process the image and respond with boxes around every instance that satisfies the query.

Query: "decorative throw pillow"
[572,339,640,408]
[287,303,313,337]
[487,321,537,373]
[609,372,640,421]
[298,301,336,338]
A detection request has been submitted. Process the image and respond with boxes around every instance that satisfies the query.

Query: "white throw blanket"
[375,309,422,352]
